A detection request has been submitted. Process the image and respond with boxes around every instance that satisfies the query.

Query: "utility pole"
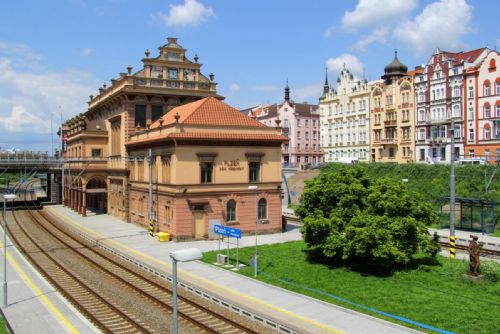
[147,148,154,237]
[60,113,65,207]
[449,117,456,259]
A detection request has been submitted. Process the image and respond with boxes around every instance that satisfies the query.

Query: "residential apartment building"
[463,49,500,162]
[319,66,370,162]
[414,47,489,163]
[370,52,415,163]
[248,84,323,167]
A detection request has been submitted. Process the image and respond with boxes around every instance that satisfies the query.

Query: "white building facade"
[319,66,370,162]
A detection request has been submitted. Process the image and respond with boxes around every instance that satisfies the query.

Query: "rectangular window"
[91,149,101,157]
[469,149,475,158]
[249,162,260,182]
[163,206,171,225]
[152,105,163,123]
[419,149,425,161]
[135,105,147,128]
[440,147,446,160]
[200,162,213,183]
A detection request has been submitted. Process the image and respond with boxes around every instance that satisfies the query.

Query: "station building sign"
[213,224,242,239]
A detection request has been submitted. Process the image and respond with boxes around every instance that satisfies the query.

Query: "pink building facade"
[247,84,323,168]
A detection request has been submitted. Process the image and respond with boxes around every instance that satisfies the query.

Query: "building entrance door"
[194,211,205,239]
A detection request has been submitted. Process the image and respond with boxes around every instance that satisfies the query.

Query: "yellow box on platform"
[156,232,170,242]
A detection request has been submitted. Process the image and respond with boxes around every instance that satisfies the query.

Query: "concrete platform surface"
[43,205,421,334]
[0,222,99,334]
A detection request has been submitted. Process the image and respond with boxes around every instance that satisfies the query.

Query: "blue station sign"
[213,225,242,239]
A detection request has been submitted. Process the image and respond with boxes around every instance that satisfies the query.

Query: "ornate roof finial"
[194,54,199,63]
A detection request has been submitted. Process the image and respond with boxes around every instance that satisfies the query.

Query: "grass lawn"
[202,241,500,334]
[0,317,8,334]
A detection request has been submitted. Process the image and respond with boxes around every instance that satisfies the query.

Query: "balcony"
[384,120,397,127]
[89,75,217,109]
[381,138,396,144]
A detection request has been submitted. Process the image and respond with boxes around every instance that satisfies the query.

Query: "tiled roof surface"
[151,97,266,128]
[443,48,487,65]
[128,132,288,146]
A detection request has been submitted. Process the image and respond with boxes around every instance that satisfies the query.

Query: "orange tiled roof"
[151,97,266,129]
[127,132,288,146]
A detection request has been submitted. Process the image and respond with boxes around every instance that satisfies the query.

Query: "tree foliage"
[296,165,440,269]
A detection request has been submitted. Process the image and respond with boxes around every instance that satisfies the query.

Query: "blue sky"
[0,0,498,152]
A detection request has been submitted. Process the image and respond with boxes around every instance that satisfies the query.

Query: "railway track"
[7,182,266,334]
[439,242,500,258]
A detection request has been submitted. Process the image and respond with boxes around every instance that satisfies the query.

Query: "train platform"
[39,205,420,334]
[0,221,99,334]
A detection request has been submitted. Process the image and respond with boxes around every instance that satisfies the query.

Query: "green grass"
[0,317,8,334]
[203,241,500,334]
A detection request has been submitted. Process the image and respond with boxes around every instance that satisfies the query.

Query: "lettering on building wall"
[219,159,244,171]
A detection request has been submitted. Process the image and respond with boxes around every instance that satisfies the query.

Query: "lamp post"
[248,185,258,277]
[449,117,456,259]
[169,248,202,334]
[3,193,16,307]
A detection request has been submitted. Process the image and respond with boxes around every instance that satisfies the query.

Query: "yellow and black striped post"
[449,236,456,259]
[149,219,154,237]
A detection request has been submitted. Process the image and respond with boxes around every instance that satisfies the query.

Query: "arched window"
[484,80,491,96]
[489,58,496,70]
[484,124,491,140]
[484,103,491,118]
[226,199,236,222]
[258,198,267,220]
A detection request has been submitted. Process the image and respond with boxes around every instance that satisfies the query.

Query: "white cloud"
[251,85,278,92]
[0,105,50,133]
[157,0,214,27]
[229,83,240,92]
[342,0,417,31]
[81,47,92,56]
[352,27,389,51]
[323,26,336,38]
[0,42,98,135]
[393,0,472,55]
[326,54,364,77]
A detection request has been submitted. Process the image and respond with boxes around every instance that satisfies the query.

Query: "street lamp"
[169,248,202,334]
[2,193,16,307]
[248,185,258,277]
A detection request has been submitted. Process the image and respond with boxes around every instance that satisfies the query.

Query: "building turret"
[284,80,290,103]
[323,69,330,95]
[382,50,408,83]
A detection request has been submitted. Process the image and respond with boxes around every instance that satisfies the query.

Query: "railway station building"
[62,38,287,239]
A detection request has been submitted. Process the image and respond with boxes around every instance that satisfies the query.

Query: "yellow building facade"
[370,52,416,163]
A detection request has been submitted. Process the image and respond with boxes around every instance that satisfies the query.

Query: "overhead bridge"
[0,152,62,203]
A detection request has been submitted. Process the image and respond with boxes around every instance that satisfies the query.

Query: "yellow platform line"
[0,239,79,334]
[48,207,343,334]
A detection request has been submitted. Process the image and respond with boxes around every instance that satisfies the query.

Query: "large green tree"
[296,166,440,269]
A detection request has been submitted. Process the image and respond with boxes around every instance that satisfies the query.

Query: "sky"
[0,0,498,153]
